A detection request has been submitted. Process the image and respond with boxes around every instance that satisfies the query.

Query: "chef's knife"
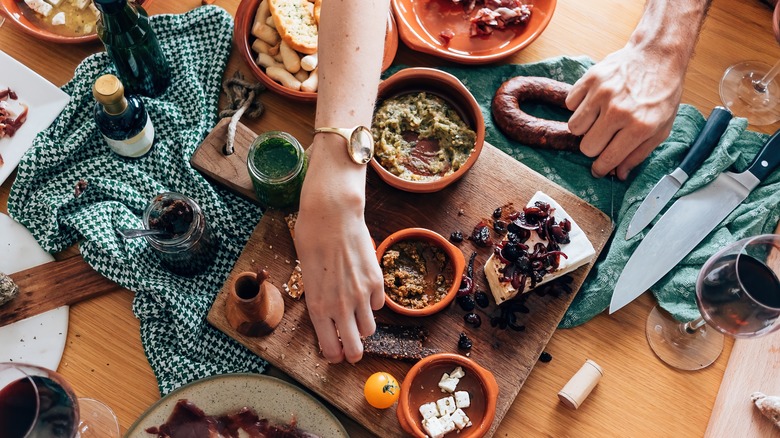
[609,127,780,314]
[625,107,733,240]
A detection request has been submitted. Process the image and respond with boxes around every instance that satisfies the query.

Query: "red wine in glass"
[697,253,780,337]
[0,374,78,438]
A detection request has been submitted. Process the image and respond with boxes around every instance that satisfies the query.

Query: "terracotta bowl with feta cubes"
[0,0,154,44]
[397,353,498,438]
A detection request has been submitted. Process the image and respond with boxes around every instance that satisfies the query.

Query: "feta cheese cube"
[419,402,439,420]
[24,0,52,17]
[51,12,65,26]
[422,416,446,438]
[439,413,456,434]
[454,390,470,408]
[449,366,465,379]
[438,376,458,393]
[436,396,457,416]
[451,408,471,430]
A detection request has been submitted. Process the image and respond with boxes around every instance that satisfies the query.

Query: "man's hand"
[566,46,683,180]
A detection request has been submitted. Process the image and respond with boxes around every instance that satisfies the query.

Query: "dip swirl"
[372,92,476,182]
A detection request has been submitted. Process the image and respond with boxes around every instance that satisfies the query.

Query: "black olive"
[493,220,507,234]
[514,255,530,271]
[449,231,464,243]
[457,295,476,312]
[501,243,522,262]
[492,207,502,219]
[506,221,521,234]
[458,332,473,350]
[464,312,481,328]
[474,291,490,308]
[539,351,553,363]
[471,225,491,247]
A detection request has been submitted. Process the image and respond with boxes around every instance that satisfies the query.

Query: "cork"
[558,359,603,409]
[93,74,127,115]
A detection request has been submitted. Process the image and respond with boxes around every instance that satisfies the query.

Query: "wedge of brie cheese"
[485,191,596,304]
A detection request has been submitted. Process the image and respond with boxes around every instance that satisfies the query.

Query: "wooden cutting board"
[705,332,780,437]
[0,255,119,327]
[196,120,613,437]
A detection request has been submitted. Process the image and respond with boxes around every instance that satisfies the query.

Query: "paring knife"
[625,106,733,240]
[609,127,780,314]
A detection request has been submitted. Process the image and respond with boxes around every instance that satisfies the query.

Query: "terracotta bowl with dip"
[371,67,485,193]
[0,0,153,44]
[397,353,499,438]
[234,0,398,103]
[376,227,465,317]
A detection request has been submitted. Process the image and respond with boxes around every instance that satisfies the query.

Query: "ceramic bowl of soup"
[0,0,153,44]
[397,353,499,438]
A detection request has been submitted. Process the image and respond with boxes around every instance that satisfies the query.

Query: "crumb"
[74,179,88,197]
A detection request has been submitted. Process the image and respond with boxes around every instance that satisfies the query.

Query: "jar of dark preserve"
[143,192,219,276]
[247,131,307,209]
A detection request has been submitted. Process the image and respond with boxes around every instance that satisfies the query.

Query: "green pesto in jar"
[247,131,307,209]
[372,92,476,182]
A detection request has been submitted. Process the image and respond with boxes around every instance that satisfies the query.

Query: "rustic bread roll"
[269,0,319,55]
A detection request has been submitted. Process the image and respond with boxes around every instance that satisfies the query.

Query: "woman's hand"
[294,141,385,364]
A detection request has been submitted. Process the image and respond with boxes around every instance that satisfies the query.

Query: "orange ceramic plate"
[392,0,556,64]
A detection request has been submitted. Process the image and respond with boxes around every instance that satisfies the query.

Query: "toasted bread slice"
[362,323,438,362]
[269,0,318,55]
[313,0,322,25]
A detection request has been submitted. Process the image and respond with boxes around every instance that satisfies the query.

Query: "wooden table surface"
[2,0,780,436]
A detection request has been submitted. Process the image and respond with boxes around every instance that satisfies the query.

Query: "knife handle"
[679,106,733,176]
[747,127,780,182]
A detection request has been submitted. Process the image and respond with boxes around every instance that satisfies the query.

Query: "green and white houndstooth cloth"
[387,58,780,327]
[8,6,266,394]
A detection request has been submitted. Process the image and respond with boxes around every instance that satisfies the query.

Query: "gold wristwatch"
[313,126,374,165]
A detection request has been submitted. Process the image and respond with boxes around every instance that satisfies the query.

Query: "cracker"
[269,0,318,55]
[285,260,305,299]
[362,323,438,362]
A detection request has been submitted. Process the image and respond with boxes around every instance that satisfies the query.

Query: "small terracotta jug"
[225,268,284,337]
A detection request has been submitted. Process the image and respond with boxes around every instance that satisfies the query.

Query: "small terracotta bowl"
[376,228,465,317]
[0,0,153,44]
[234,0,398,103]
[397,353,499,438]
[370,67,485,193]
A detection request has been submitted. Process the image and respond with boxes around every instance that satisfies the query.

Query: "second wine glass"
[646,234,780,370]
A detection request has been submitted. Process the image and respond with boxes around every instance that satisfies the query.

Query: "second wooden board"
[197,121,613,437]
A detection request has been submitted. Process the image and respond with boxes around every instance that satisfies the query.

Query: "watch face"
[349,126,375,164]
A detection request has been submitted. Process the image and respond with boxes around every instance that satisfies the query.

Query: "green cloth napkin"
[8,6,266,395]
[387,57,780,327]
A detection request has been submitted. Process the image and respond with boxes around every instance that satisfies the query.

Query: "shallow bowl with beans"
[397,353,499,438]
[234,0,398,103]
[376,227,465,317]
[370,67,485,193]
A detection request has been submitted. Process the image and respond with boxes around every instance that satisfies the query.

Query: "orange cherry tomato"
[364,372,401,409]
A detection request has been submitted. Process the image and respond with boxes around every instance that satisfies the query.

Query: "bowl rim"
[370,67,485,194]
[396,352,499,438]
[375,227,465,317]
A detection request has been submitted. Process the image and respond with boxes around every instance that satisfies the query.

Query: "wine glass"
[0,363,120,438]
[645,234,780,370]
[719,1,780,125]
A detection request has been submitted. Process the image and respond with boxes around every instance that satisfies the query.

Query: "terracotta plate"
[392,0,556,64]
[125,373,349,438]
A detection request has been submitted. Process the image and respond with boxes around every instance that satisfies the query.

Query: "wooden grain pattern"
[0,256,118,327]
[3,0,780,437]
[199,123,613,436]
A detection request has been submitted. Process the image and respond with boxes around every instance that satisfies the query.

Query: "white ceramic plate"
[0,213,68,371]
[125,373,349,438]
[0,50,70,185]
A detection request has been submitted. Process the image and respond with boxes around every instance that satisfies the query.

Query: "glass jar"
[247,131,307,209]
[142,192,219,276]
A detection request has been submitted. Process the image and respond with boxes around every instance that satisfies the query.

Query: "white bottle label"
[103,117,154,157]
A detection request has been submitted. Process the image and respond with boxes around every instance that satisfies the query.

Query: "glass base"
[720,61,780,126]
[77,398,120,438]
[645,306,724,371]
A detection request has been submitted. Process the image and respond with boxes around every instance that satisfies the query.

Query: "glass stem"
[683,317,707,334]
[754,58,780,93]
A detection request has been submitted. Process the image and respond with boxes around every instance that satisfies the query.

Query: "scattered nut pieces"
[0,273,20,307]
[752,392,780,429]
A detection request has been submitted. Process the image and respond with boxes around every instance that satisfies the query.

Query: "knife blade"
[625,107,733,240]
[609,127,780,314]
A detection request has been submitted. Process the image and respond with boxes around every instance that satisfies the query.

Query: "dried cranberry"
[458,332,473,350]
[470,223,491,247]
[449,231,464,243]
[474,291,489,308]
[492,207,503,219]
[457,294,476,312]
[464,312,481,328]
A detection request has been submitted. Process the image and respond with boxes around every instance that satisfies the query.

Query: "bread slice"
[313,0,322,25]
[269,0,318,55]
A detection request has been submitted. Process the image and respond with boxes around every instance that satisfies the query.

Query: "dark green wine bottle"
[94,0,171,97]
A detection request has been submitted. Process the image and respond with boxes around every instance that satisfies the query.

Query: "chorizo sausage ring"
[492,76,581,151]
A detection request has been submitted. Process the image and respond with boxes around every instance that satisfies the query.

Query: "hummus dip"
[372,92,476,182]
[381,240,455,309]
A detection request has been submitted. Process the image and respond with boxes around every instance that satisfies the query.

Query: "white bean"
[300,53,318,72]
